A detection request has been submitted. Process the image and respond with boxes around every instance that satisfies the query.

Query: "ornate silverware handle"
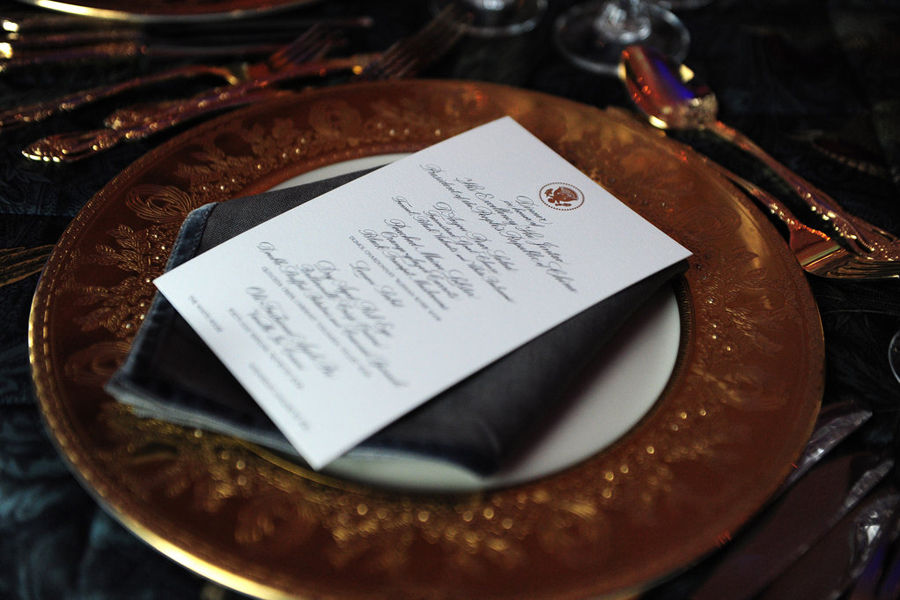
[2,12,372,33]
[1,41,142,70]
[23,89,283,163]
[0,64,240,129]
[103,54,370,129]
[0,41,284,72]
[22,54,374,162]
[21,54,370,162]
[701,152,900,279]
[20,6,463,163]
[1,12,118,31]
[700,152,830,240]
[709,120,899,253]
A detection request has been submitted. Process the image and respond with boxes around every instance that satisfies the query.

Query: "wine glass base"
[430,0,548,38]
[658,0,714,10]
[554,2,690,76]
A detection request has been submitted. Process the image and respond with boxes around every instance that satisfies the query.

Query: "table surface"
[1,1,898,599]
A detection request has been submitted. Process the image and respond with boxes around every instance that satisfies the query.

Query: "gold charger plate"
[16,0,320,22]
[30,80,824,599]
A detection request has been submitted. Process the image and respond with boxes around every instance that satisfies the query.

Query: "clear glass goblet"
[554,0,689,76]
[430,0,548,38]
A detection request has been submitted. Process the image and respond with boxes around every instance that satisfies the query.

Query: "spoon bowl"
[618,44,900,261]
[619,43,716,130]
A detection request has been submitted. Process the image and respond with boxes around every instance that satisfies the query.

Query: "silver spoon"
[618,44,900,260]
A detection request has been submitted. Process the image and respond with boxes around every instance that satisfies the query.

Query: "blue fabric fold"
[107,169,686,474]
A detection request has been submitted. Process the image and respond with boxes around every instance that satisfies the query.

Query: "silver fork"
[706,159,900,280]
[1,22,343,130]
[107,5,464,126]
[22,7,465,163]
[356,5,466,81]
[110,4,467,127]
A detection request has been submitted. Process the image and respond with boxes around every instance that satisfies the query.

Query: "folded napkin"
[106,169,686,475]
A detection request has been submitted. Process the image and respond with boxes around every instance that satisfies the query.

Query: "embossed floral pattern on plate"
[30,81,823,599]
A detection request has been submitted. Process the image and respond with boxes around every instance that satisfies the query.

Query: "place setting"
[3,1,900,599]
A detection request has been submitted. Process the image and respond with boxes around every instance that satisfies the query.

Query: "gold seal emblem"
[539,182,584,211]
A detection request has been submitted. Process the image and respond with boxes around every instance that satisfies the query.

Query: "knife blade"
[688,452,894,600]
[757,487,899,600]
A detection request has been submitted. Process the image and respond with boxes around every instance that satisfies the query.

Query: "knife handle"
[709,119,900,256]
[0,64,241,129]
[0,41,284,71]
[22,89,281,163]
[20,54,372,162]
[0,41,142,70]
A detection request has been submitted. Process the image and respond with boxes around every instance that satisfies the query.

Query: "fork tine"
[266,24,321,66]
[703,157,900,280]
[360,5,465,80]
[831,267,900,279]
[279,36,333,65]
[791,228,900,279]
[266,24,337,71]
[386,24,459,78]
[392,19,462,78]
[838,260,900,278]
[377,8,456,63]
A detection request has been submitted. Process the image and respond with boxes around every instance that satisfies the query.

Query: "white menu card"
[155,117,691,469]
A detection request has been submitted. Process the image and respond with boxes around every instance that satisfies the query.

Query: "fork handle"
[0,41,284,71]
[698,157,866,274]
[0,64,240,129]
[708,119,895,253]
[103,85,277,131]
[700,156,809,232]
[21,55,372,162]
[22,89,283,163]
[1,41,143,70]
[102,54,369,130]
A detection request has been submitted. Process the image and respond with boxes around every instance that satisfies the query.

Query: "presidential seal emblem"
[539,182,584,211]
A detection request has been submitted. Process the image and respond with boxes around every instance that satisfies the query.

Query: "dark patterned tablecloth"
[1,1,898,598]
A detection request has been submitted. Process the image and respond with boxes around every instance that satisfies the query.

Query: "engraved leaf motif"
[246,119,325,168]
[73,225,171,337]
[73,277,152,338]
[126,184,198,223]
[94,224,171,273]
[64,341,131,386]
[536,499,609,568]
[309,99,363,140]
[101,411,276,510]
[234,494,318,553]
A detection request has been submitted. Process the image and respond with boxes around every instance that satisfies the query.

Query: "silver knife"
[689,452,894,600]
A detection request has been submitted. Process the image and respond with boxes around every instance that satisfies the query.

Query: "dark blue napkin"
[106,169,686,475]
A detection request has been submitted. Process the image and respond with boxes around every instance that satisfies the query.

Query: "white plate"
[272,155,681,492]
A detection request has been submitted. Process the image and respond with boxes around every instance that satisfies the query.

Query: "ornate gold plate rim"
[29,80,824,600]
[16,0,321,23]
